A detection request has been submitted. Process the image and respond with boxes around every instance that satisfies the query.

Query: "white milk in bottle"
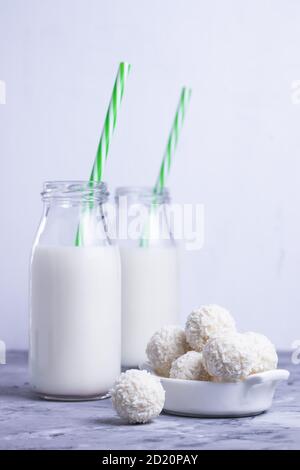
[115,187,179,367]
[29,181,121,400]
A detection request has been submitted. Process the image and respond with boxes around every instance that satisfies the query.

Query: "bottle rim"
[41,181,109,203]
[115,186,170,204]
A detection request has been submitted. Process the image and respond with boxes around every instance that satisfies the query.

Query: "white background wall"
[1,0,300,349]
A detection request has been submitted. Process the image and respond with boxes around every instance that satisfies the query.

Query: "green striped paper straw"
[76,62,131,246]
[141,86,192,246]
[153,87,192,194]
[90,62,131,183]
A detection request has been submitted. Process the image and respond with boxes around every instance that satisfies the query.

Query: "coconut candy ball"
[203,332,256,381]
[169,350,211,381]
[146,325,189,377]
[110,369,165,424]
[245,331,278,374]
[185,304,236,352]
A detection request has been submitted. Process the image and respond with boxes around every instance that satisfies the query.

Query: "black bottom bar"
[0,450,299,465]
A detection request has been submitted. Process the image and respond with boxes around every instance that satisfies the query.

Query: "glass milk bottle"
[30,181,121,400]
[115,187,179,368]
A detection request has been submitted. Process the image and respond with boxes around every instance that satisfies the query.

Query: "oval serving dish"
[141,363,289,418]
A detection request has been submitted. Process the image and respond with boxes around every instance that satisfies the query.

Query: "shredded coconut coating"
[146,325,189,377]
[203,333,256,381]
[185,305,236,352]
[245,331,278,374]
[110,369,165,424]
[169,351,211,381]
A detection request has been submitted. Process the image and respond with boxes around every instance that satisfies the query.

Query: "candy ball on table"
[146,325,189,377]
[203,333,256,382]
[185,304,236,352]
[110,369,165,424]
[245,331,278,374]
[169,351,211,381]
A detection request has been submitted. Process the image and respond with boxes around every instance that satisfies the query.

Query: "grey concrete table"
[0,351,299,450]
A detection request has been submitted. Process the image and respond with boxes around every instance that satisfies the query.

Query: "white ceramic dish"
[141,363,289,417]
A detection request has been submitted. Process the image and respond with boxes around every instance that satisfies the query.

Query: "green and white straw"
[141,86,192,246]
[76,62,131,246]
[90,61,131,183]
[153,87,192,194]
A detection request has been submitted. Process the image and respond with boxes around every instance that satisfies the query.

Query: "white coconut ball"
[110,369,165,424]
[146,325,188,377]
[245,331,278,374]
[185,305,236,352]
[203,333,256,381]
[169,351,211,381]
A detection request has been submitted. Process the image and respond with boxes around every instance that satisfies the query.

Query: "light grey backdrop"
[0,0,300,349]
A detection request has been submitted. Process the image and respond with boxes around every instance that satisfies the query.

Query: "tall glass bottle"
[30,181,121,400]
[115,187,179,368]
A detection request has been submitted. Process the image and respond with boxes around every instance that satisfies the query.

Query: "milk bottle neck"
[35,181,112,247]
[115,186,170,207]
[42,181,109,207]
[115,186,175,247]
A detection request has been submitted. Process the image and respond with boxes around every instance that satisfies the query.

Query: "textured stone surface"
[0,351,299,450]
